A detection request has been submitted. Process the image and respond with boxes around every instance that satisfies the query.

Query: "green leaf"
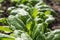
[0,10,4,13]
[11,0,20,3]
[12,30,32,40]
[7,15,25,30]
[45,10,51,17]
[0,26,12,33]
[0,0,4,3]
[1,37,15,40]
[47,29,60,40]
[0,18,7,25]
[21,0,27,4]
[26,20,32,31]
[10,8,29,15]
[45,15,55,23]
[32,8,38,18]
[0,33,15,40]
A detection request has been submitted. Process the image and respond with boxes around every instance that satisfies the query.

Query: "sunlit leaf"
[0,26,12,33]
[0,0,4,3]
[32,8,38,18]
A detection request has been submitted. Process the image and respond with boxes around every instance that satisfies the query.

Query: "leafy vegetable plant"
[0,0,59,40]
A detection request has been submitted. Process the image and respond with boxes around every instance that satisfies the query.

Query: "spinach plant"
[0,0,60,40]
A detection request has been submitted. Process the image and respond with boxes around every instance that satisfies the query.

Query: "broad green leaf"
[0,26,12,33]
[11,0,20,3]
[0,33,15,40]
[32,8,38,18]
[26,20,32,31]
[21,0,27,4]
[0,0,4,3]
[0,18,7,25]
[10,8,29,16]
[1,37,15,40]
[26,18,35,35]
[53,34,60,40]
[47,29,60,40]
[45,15,55,23]
[32,26,46,40]
[45,10,51,17]
[7,15,25,30]
[12,30,32,40]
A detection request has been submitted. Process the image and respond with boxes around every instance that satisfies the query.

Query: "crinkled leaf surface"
[0,0,56,40]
